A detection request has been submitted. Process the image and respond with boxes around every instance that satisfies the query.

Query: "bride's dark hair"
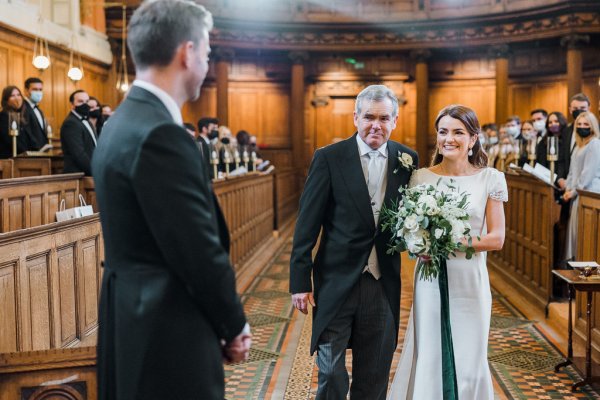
[431,104,488,168]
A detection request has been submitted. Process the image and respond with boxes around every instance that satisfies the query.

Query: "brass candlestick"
[210,150,219,179]
[223,151,232,176]
[46,124,53,140]
[234,150,241,170]
[242,150,249,170]
[527,138,536,167]
[547,136,559,184]
[499,145,507,172]
[250,151,257,172]
[9,120,19,157]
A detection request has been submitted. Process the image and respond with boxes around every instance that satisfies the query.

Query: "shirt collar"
[25,98,36,108]
[133,80,183,125]
[356,134,388,158]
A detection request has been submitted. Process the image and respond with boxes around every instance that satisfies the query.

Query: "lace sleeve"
[488,169,508,202]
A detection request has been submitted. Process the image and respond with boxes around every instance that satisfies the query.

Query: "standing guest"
[290,85,418,400]
[92,1,250,399]
[197,117,218,178]
[557,93,591,188]
[518,120,537,166]
[60,90,96,175]
[538,111,568,170]
[22,77,48,150]
[505,115,522,142]
[531,109,548,164]
[87,96,105,137]
[101,104,113,120]
[562,112,600,261]
[0,86,29,158]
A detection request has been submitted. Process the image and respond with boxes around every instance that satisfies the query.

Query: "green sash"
[439,259,459,399]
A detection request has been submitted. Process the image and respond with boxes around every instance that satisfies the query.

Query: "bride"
[388,105,507,399]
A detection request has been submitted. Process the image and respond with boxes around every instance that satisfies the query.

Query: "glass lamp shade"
[67,67,83,81]
[33,55,50,70]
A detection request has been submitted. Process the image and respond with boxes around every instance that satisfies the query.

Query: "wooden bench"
[12,158,51,178]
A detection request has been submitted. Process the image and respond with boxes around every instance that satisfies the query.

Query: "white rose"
[434,228,444,240]
[406,229,430,254]
[421,195,439,216]
[403,214,419,233]
[450,220,466,242]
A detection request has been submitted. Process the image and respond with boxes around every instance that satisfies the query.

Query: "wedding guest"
[518,120,537,166]
[562,111,600,261]
[197,117,218,178]
[22,77,48,150]
[88,96,104,137]
[558,93,591,188]
[538,111,568,170]
[60,90,96,175]
[0,86,29,158]
[92,1,249,398]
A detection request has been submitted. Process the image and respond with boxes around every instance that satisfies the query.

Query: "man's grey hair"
[127,0,213,70]
[355,85,399,117]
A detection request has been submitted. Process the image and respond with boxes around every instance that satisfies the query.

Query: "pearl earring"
[468,148,473,156]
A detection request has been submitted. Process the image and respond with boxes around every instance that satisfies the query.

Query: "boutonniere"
[394,151,415,173]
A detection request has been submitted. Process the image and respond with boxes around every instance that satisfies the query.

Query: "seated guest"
[562,112,600,261]
[60,90,97,175]
[88,96,105,137]
[22,77,48,150]
[0,86,29,158]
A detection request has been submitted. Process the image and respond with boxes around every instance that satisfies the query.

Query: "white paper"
[568,261,600,268]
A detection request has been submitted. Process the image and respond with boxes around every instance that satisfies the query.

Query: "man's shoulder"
[389,140,417,156]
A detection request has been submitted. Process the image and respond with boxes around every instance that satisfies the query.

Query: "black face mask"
[572,109,583,121]
[208,129,219,140]
[577,127,592,138]
[75,103,90,118]
[221,137,230,145]
[89,109,102,119]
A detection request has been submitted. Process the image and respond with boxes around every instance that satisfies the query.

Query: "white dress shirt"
[71,110,97,147]
[133,80,183,126]
[356,135,388,279]
[25,98,45,130]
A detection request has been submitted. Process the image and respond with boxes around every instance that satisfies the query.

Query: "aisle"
[225,239,600,399]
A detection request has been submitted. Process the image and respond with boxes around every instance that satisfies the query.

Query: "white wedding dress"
[388,167,508,400]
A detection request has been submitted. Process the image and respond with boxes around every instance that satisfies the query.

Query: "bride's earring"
[468,147,473,156]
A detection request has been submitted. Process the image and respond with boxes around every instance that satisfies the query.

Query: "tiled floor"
[224,239,600,399]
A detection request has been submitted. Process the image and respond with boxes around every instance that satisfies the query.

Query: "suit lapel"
[336,135,375,229]
[383,142,403,208]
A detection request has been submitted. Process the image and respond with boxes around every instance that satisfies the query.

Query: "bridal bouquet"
[381,179,476,281]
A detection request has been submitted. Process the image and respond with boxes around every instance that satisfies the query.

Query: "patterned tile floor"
[225,240,600,399]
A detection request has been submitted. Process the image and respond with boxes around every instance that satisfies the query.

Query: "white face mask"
[533,120,546,132]
[488,136,498,145]
[506,126,520,138]
[479,136,486,146]
[523,132,537,141]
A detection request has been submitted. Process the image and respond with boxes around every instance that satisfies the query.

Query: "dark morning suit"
[92,86,245,400]
[60,112,96,175]
[23,100,48,150]
[290,134,418,399]
[557,124,574,181]
[197,135,214,179]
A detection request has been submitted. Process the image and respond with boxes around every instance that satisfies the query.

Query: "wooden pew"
[13,158,51,178]
[273,168,300,230]
[0,173,84,232]
[0,215,103,400]
[213,173,275,270]
[0,159,13,179]
[487,172,561,312]
[80,177,97,212]
[573,190,600,361]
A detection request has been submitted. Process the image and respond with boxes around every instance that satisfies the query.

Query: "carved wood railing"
[487,172,561,311]
[274,168,300,230]
[213,173,275,269]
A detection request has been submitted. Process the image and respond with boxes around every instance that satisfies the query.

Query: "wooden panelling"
[12,158,51,178]
[573,190,600,362]
[508,80,568,121]
[213,173,274,269]
[0,173,84,232]
[274,168,300,230]
[0,24,115,137]
[0,160,13,179]
[0,214,103,354]
[488,173,561,310]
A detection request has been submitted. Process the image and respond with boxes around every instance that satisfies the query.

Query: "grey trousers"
[315,273,396,400]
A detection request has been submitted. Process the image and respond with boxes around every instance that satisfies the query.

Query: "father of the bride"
[290,85,418,399]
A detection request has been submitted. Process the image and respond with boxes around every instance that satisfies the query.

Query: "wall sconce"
[115,5,129,93]
[32,16,51,71]
[67,35,84,82]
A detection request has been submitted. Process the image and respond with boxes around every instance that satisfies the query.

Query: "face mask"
[479,136,486,146]
[221,137,230,145]
[30,91,43,104]
[523,132,537,141]
[577,127,592,138]
[533,120,546,132]
[89,109,102,119]
[506,126,519,138]
[548,124,561,134]
[208,129,219,140]
[75,103,90,118]
[488,137,498,145]
[572,109,583,121]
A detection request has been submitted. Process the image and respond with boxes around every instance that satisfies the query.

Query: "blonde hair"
[574,111,600,148]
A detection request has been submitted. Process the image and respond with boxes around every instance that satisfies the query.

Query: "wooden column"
[490,44,510,126]
[411,50,431,167]
[289,51,309,171]
[561,35,590,102]
[214,48,234,127]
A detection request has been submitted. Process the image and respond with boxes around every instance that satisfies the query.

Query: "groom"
[290,85,418,399]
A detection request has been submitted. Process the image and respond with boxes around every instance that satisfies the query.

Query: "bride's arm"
[460,199,505,252]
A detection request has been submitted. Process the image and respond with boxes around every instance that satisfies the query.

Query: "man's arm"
[132,124,246,344]
[289,149,331,295]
